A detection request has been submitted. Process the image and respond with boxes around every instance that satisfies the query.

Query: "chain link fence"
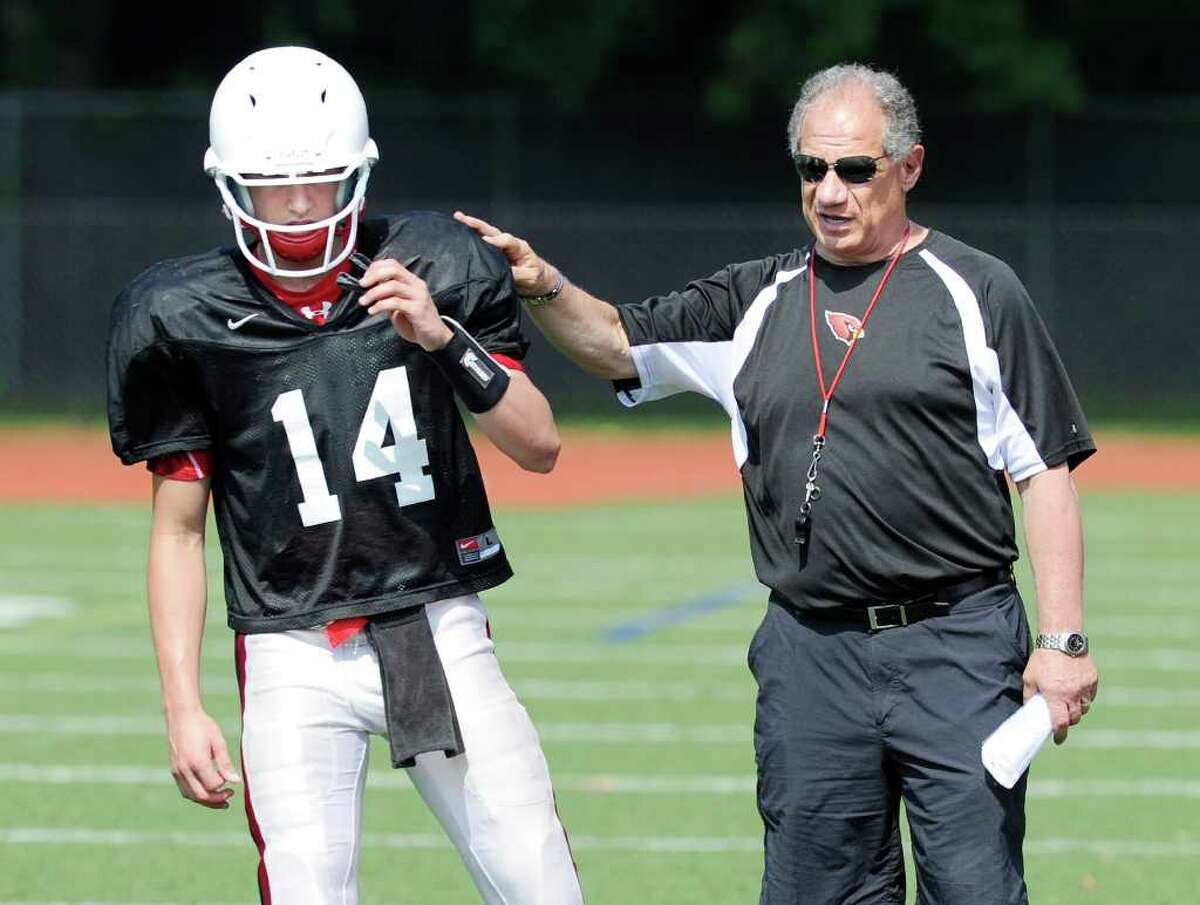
[2,92,1197,419]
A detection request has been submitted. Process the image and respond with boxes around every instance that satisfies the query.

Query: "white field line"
[3,605,1191,635]
[1090,617,1200,638]
[0,638,162,659]
[1096,686,1200,707]
[2,674,1199,708]
[3,636,1200,673]
[1100,650,1200,672]
[0,676,230,693]
[5,716,1200,748]
[517,678,750,702]
[0,579,146,596]
[0,674,751,703]
[0,639,753,665]
[0,715,173,734]
[0,714,751,743]
[1,828,1197,858]
[5,764,1200,799]
[542,723,752,743]
[1069,730,1200,749]
[1028,779,1200,798]
[0,597,75,628]
[0,826,756,853]
[1025,838,1200,857]
[0,564,140,578]
[0,764,757,794]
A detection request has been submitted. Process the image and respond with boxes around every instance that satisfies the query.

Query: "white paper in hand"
[981,694,1052,789]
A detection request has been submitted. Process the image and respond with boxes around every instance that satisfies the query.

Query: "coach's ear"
[900,145,924,193]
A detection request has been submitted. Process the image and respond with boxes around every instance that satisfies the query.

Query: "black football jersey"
[108,213,527,632]
[615,230,1096,610]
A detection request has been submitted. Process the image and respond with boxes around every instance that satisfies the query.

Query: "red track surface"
[0,427,1195,504]
[0,427,1197,506]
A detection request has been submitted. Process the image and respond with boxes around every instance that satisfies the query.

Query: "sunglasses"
[793,153,889,185]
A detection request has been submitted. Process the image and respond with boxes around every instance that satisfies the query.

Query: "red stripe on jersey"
[149,450,213,481]
[491,353,525,372]
[235,634,273,905]
[553,792,582,881]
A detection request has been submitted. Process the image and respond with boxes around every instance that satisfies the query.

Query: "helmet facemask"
[212,160,373,278]
[204,47,379,279]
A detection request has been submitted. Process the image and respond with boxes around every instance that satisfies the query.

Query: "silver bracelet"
[520,271,566,307]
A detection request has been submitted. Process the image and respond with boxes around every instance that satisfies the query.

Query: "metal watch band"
[520,271,566,307]
[1034,632,1089,657]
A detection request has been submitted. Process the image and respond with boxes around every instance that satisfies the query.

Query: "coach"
[458,63,1098,904]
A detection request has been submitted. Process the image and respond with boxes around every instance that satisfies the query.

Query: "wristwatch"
[1035,632,1089,657]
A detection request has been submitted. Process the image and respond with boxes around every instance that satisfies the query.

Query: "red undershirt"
[149,251,524,646]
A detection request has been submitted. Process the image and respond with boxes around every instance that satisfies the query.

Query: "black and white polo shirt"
[616,230,1095,610]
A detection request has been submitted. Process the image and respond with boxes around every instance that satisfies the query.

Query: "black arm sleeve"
[617,265,741,347]
[985,265,1096,476]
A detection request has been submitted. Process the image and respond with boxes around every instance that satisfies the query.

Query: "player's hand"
[453,211,557,297]
[357,258,454,351]
[165,709,241,809]
[1023,649,1098,745]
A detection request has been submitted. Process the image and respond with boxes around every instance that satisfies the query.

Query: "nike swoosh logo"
[227,314,261,330]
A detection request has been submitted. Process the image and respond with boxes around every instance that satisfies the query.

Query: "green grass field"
[1,490,1197,903]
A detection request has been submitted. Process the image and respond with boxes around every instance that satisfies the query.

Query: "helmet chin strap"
[266,219,351,262]
[244,215,353,264]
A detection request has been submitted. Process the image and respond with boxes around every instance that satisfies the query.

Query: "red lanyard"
[794,225,911,571]
[807,223,911,439]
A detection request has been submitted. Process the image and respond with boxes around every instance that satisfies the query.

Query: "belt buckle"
[867,603,907,631]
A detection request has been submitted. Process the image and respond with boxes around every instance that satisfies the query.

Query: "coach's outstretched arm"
[454,212,637,381]
[148,476,241,809]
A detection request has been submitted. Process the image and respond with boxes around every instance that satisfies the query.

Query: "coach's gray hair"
[786,64,921,159]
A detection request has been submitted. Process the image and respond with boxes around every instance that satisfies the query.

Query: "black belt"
[798,568,1013,631]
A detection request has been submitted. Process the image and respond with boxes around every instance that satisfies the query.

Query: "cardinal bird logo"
[824,310,866,347]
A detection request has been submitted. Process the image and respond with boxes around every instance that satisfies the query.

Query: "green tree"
[4,1,1197,118]
[704,0,1083,118]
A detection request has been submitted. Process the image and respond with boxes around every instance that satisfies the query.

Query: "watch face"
[1065,633,1087,655]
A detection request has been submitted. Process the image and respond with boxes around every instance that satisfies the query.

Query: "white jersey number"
[272,366,435,527]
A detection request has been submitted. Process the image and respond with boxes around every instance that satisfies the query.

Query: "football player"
[107,46,583,905]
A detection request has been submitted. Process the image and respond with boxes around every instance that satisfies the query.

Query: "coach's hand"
[357,258,454,351]
[166,708,241,809]
[1023,649,1099,745]
[453,211,558,298]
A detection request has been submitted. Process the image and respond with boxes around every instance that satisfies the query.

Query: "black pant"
[749,584,1031,905]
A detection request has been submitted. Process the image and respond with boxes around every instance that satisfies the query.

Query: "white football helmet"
[204,47,379,278]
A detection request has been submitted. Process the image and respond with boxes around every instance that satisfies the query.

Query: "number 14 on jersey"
[271,366,436,527]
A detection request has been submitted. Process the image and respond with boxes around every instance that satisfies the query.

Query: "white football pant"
[235,594,583,904]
